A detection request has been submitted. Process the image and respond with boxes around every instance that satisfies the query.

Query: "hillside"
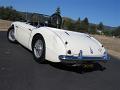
[0,6,116,31]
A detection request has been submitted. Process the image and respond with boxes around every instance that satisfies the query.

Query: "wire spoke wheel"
[8,29,16,42]
[33,39,44,58]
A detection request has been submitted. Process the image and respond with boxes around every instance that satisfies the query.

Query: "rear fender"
[29,27,66,62]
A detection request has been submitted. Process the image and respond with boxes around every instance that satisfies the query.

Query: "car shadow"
[48,61,106,74]
[12,42,106,74]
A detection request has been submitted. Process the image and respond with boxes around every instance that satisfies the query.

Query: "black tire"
[32,35,45,63]
[7,26,17,43]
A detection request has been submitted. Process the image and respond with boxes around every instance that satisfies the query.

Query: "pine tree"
[55,7,61,15]
[74,17,81,32]
[62,18,74,30]
[89,24,97,34]
[112,26,120,37]
[98,22,104,30]
[80,17,89,32]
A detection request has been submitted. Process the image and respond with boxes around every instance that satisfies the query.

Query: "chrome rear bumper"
[59,51,110,63]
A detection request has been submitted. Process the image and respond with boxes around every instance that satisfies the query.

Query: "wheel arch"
[31,33,45,49]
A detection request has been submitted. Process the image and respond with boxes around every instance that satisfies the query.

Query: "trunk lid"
[47,27,105,57]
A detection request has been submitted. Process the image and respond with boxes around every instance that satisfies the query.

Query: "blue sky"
[0,0,120,27]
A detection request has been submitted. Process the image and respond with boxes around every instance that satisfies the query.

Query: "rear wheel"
[7,26,16,43]
[32,35,45,63]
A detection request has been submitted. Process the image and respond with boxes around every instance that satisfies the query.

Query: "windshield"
[28,13,62,29]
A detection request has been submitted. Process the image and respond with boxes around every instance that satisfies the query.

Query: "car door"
[16,24,33,48]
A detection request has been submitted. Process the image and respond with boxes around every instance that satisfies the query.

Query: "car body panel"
[46,27,105,57]
[11,21,109,63]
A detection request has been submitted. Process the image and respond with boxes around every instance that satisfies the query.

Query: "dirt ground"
[0,19,12,31]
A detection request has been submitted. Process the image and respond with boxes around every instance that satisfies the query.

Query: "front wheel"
[7,26,16,43]
[32,36,45,63]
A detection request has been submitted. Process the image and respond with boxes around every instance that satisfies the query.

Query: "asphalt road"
[0,31,120,90]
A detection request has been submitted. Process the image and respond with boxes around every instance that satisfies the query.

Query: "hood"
[46,27,105,57]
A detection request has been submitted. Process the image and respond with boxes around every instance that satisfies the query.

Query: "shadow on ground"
[50,62,106,74]
[38,60,106,74]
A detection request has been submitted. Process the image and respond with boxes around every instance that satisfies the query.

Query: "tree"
[0,6,25,21]
[55,7,61,15]
[112,26,120,37]
[89,24,97,34]
[98,22,104,30]
[84,17,89,25]
[80,17,89,33]
[62,18,74,30]
[103,29,113,36]
[74,17,81,32]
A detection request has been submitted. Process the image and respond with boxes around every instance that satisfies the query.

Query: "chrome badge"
[90,47,93,54]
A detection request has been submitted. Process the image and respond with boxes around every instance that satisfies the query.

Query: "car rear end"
[57,31,110,64]
[47,27,110,64]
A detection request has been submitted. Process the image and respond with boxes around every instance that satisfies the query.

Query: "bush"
[0,6,25,21]
[112,26,120,37]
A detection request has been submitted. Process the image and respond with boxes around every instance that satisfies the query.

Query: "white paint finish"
[29,27,66,62]
[13,22,35,48]
[11,21,106,62]
[46,27,105,57]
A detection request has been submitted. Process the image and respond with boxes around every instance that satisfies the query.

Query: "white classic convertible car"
[7,21,110,65]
